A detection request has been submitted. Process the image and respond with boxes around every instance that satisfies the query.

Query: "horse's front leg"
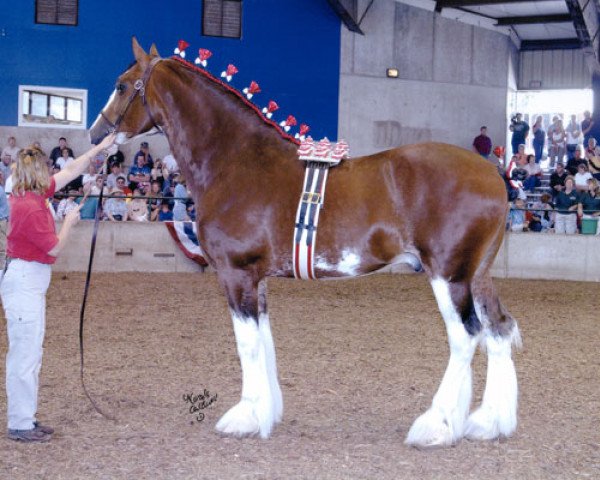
[215,274,282,439]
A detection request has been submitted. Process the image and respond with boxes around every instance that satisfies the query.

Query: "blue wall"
[0,0,340,138]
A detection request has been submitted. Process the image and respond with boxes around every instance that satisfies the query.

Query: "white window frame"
[18,85,87,130]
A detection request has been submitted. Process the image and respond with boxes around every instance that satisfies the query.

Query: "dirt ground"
[0,272,598,480]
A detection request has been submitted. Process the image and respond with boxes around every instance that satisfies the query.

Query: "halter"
[99,56,163,134]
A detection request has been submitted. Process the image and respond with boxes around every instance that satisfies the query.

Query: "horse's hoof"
[464,407,516,441]
[215,400,273,439]
[405,409,460,448]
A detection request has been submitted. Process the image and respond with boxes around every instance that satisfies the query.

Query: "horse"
[89,38,521,448]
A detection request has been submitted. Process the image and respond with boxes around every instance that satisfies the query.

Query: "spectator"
[549,118,566,168]
[531,116,545,163]
[0,176,9,274]
[510,113,529,155]
[173,176,190,221]
[472,126,492,158]
[106,145,125,168]
[106,163,122,190]
[49,137,74,165]
[516,143,528,164]
[82,164,98,189]
[150,158,167,189]
[588,145,600,181]
[565,114,582,161]
[128,153,151,191]
[55,148,75,171]
[1,136,20,166]
[91,175,109,197]
[133,141,153,168]
[581,110,594,147]
[78,183,99,220]
[148,181,163,221]
[507,198,526,232]
[523,154,541,192]
[585,137,597,161]
[574,163,593,192]
[529,193,554,233]
[505,154,528,201]
[116,175,132,196]
[578,179,600,234]
[162,153,179,174]
[550,163,568,198]
[186,200,196,221]
[566,147,585,176]
[105,188,128,221]
[55,190,80,220]
[0,153,12,186]
[158,201,174,221]
[554,176,579,234]
[490,145,505,171]
[128,189,149,222]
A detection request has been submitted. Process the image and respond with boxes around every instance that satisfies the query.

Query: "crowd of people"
[1,136,195,224]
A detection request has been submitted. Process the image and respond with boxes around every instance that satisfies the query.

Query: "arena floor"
[0,272,598,479]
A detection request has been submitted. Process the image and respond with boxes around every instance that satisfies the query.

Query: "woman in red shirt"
[1,133,115,442]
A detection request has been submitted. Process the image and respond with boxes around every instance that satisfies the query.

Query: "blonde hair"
[13,146,51,196]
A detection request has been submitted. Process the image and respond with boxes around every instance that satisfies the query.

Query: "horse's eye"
[116,83,127,95]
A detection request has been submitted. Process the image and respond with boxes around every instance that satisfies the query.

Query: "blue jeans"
[523,176,540,191]
[533,140,544,163]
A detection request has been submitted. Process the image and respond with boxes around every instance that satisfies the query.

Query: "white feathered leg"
[259,312,283,423]
[405,278,479,448]
[216,310,276,438]
[465,327,520,440]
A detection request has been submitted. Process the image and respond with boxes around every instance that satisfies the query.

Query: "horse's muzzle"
[89,114,113,145]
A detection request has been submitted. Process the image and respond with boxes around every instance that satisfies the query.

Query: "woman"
[1,133,115,442]
[588,145,600,181]
[128,189,149,222]
[148,180,163,221]
[550,119,566,168]
[578,178,600,234]
[532,116,545,163]
[553,175,579,234]
[523,154,541,192]
[173,176,190,221]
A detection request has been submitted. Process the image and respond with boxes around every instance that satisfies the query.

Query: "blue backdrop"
[0,0,340,138]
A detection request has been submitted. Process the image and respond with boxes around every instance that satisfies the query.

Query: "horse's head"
[90,38,162,145]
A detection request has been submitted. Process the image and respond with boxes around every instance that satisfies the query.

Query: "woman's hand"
[63,203,83,226]
[98,132,117,151]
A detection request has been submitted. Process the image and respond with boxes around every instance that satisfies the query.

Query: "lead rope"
[79,157,115,420]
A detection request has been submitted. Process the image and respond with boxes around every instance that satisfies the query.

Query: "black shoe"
[7,428,51,443]
[33,422,54,435]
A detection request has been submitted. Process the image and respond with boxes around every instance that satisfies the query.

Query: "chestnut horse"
[90,39,521,448]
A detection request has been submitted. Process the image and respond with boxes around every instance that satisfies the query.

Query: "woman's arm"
[54,133,116,192]
[48,204,82,257]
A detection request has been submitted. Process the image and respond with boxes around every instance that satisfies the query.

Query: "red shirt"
[7,178,59,264]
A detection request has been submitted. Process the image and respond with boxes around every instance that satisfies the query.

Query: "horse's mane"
[170,56,300,146]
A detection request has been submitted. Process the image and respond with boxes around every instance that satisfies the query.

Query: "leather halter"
[99,56,163,134]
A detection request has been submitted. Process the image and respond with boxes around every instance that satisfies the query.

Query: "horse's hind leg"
[405,278,480,448]
[215,274,282,439]
[466,273,520,440]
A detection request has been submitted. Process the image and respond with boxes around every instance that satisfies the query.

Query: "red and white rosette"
[194,48,212,67]
[279,115,297,132]
[331,139,349,161]
[242,81,261,100]
[174,40,190,58]
[315,138,331,158]
[295,123,310,141]
[220,64,239,82]
[297,136,315,159]
[262,100,279,119]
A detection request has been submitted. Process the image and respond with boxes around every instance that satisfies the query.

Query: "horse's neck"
[154,63,297,190]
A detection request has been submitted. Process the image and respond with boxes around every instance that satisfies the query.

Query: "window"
[35,0,78,26]
[203,0,242,38]
[19,85,87,129]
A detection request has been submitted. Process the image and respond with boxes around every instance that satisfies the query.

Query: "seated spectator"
[523,154,541,192]
[554,176,579,234]
[529,193,554,233]
[106,163,123,190]
[186,200,196,221]
[105,188,129,221]
[82,164,98,188]
[133,141,154,168]
[158,201,174,221]
[566,147,585,176]
[128,189,149,222]
[578,178,600,219]
[91,175,109,196]
[106,144,125,168]
[173,177,190,221]
[128,153,151,191]
[585,137,597,161]
[0,152,12,186]
[550,163,568,198]
[55,147,75,170]
[56,190,80,220]
[574,163,593,192]
[1,136,20,168]
[148,180,163,221]
[150,158,168,188]
[50,137,74,165]
[116,175,132,196]
[505,155,528,201]
[588,145,600,181]
[507,198,526,232]
[78,182,100,220]
[162,153,179,174]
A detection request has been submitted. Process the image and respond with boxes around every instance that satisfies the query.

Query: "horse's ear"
[132,36,149,67]
[149,43,161,58]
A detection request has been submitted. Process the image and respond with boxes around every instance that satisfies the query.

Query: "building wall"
[0,0,340,141]
[339,0,516,157]
[519,49,591,90]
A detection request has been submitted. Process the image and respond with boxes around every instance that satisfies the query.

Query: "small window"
[36,0,78,26]
[19,85,87,129]
[203,0,242,38]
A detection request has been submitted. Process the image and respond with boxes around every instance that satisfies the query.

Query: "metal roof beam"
[326,0,364,35]
[520,39,582,51]
[496,14,573,26]
[435,0,533,12]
